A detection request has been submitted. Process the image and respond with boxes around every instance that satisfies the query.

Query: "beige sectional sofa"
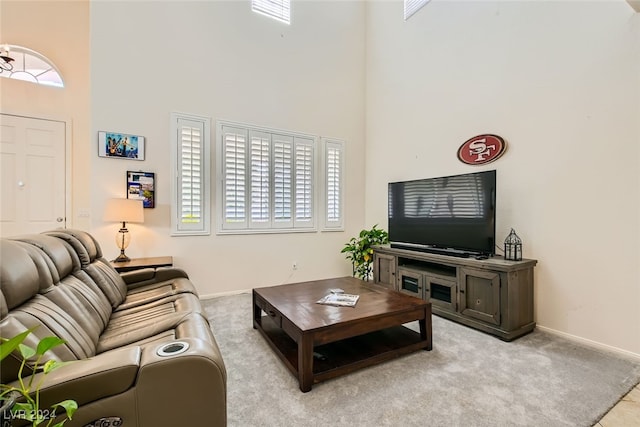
[0,229,226,427]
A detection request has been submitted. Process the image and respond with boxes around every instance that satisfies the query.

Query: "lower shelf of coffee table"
[258,315,427,384]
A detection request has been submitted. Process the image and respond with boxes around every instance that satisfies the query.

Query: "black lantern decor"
[504,228,522,261]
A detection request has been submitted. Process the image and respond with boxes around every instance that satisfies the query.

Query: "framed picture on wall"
[98,131,145,160]
[126,171,155,208]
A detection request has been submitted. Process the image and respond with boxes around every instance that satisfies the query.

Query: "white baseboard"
[199,289,252,300]
[536,325,640,362]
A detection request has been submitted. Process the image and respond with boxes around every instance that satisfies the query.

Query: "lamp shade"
[103,198,144,223]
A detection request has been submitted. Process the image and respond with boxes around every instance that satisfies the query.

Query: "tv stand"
[372,245,537,341]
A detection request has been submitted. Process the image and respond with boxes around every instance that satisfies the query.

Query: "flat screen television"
[388,170,496,257]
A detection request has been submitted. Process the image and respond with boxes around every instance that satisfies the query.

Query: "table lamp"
[103,198,144,262]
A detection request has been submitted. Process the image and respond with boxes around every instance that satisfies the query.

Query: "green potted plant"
[0,329,77,426]
[341,224,389,281]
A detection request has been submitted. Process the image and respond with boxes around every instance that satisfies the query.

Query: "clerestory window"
[252,0,291,24]
[0,45,64,88]
[404,0,431,21]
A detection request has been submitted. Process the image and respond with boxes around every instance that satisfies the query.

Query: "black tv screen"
[388,170,496,256]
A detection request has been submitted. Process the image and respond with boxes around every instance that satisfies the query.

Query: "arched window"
[0,45,64,88]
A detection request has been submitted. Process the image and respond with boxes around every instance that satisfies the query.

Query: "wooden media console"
[372,245,537,341]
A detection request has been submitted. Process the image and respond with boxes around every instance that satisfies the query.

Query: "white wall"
[0,0,91,231]
[365,1,640,355]
[90,1,366,295]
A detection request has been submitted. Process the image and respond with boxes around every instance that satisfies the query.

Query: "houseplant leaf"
[52,399,78,420]
[36,337,65,357]
[18,343,36,360]
[0,329,32,361]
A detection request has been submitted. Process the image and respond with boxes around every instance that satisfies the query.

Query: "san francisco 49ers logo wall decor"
[457,134,507,165]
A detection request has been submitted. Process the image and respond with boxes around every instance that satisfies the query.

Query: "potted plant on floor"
[0,330,77,426]
[341,224,389,281]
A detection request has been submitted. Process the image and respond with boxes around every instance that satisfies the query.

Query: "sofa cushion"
[46,230,128,308]
[0,240,42,310]
[11,295,97,359]
[13,236,113,334]
[116,277,198,311]
[99,293,205,353]
[0,291,7,319]
[49,229,199,311]
[12,234,75,283]
[44,229,102,266]
[0,239,97,383]
[0,313,78,383]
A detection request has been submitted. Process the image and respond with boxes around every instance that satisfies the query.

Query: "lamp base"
[112,252,131,263]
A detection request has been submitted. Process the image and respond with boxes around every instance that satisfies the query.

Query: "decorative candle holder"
[504,228,522,261]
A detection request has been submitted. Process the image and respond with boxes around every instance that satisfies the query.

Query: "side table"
[110,256,173,273]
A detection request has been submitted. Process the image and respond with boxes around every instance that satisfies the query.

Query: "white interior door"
[0,114,67,237]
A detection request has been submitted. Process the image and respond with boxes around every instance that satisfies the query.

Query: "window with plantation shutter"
[252,0,291,25]
[181,125,202,222]
[294,139,314,226]
[217,120,316,233]
[170,113,211,235]
[223,126,247,228]
[404,0,430,21]
[273,135,293,227]
[250,131,270,228]
[322,138,345,230]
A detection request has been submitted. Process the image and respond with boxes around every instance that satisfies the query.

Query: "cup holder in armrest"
[156,341,190,357]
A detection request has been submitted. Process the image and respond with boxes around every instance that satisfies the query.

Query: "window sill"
[216,228,317,236]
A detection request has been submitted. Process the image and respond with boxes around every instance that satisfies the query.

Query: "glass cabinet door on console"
[397,268,423,298]
[425,276,457,312]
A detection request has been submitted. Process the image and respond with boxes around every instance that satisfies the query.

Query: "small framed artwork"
[98,131,145,160]
[126,171,155,208]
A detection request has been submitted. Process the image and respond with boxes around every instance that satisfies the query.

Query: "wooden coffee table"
[253,276,432,392]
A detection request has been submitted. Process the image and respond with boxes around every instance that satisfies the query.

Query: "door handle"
[56,217,64,222]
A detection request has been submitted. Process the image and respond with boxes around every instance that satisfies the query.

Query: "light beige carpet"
[203,293,640,427]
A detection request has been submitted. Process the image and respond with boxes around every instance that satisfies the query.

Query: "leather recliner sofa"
[0,229,226,427]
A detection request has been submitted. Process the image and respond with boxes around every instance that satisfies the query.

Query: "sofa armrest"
[120,268,155,284]
[136,337,227,426]
[26,347,141,409]
[150,267,189,281]
[121,267,189,288]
